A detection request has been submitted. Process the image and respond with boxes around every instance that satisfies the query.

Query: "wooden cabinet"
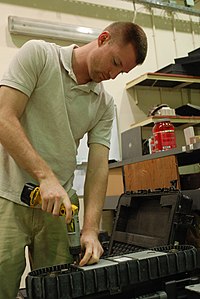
[124,155,180,191]
[108,146,200,193]
[106,167,124,196]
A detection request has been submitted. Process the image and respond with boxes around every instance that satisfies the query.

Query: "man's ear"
[98,31,111,46]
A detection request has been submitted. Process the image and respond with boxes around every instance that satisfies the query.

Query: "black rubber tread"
[26,245,198,299]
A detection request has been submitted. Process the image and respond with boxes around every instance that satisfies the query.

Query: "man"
[0,21,147,298]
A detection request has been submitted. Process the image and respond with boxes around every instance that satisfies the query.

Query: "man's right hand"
[39,178,72,223]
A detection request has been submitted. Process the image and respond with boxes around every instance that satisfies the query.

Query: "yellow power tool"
[21,182,81,264]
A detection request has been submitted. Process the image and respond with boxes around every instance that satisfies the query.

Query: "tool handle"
[21,183,78,216]
[59,203,78,217]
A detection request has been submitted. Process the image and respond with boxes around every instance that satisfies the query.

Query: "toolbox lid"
[108,190,192,255]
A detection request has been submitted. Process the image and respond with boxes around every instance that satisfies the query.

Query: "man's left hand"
[79,229,104,266]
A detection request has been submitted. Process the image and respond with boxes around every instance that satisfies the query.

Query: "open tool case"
[25,190,200,299]
[107,189,194,256]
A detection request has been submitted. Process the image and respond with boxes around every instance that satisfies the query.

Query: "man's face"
[87,32,137,83]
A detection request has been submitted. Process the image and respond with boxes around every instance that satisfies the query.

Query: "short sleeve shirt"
[0,40,114,204]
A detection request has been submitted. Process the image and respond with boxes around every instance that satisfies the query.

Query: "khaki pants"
[0,195,79,299]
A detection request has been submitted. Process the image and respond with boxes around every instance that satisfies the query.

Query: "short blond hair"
[104,21,147,65]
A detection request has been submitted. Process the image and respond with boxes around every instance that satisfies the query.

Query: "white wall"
[1,1,200,135]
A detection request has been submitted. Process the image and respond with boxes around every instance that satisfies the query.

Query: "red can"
[152,119,176,152]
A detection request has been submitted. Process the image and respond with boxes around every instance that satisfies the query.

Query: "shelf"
[108,145,200,168]
[126,72,200,90]
[130,115,200,128]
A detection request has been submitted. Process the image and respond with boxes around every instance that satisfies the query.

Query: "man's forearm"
[78,143,109,266]
[83,172,108,233]
[82,144,109,233]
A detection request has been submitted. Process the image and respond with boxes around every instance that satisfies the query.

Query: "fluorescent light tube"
[8,16,101,43]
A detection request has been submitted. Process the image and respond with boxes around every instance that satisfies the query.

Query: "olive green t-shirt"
[0,40,114,204]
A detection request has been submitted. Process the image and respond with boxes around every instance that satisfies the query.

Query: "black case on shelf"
[156,47,200,76]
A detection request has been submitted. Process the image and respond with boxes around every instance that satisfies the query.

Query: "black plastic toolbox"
[107,189,193,256]
[25,189,199,299]
[26,245,199,299]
